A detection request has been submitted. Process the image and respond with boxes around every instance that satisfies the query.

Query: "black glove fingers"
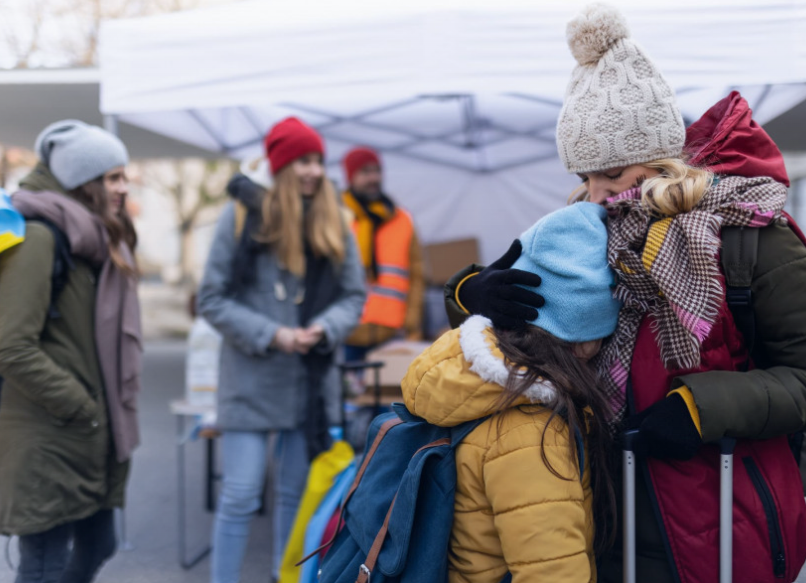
[499,285,546,309]
[488,239,523,271]
[489,296,537,320]
[503,269,542,289]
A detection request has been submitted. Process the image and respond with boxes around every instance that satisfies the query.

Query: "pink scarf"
[594,175,787,422]
[13,190,142,462]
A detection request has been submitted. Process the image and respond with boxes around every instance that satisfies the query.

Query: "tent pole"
[108,108,129,555]
[104,114,119,137]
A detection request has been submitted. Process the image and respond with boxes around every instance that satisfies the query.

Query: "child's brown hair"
[494,326,617,555]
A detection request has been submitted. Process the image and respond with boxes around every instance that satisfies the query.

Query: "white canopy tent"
[99,0,806,262]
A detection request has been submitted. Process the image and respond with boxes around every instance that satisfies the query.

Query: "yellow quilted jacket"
[401,315,596,583]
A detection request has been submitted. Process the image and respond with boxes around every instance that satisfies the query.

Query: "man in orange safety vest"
[341,147,424,363]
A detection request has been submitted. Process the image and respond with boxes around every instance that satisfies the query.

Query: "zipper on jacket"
[743,457,786,578]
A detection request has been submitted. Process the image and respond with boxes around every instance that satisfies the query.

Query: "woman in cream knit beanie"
[453,4,806,583]
[555,3,702,210]
[552,5,806,583]
[556,4,685,175]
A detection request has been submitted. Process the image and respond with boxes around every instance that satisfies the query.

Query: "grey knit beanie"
[555,3,685,174]
[34,120,129,191]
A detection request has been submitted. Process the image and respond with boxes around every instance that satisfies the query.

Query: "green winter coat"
[0,166,129,537]
[445,221,806,583]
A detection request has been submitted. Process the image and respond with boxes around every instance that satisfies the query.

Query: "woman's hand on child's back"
[459,239,545,330]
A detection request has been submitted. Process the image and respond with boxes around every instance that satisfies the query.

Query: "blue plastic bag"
[299,463,358,583]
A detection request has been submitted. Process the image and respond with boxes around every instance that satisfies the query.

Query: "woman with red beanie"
[197,117,366,583]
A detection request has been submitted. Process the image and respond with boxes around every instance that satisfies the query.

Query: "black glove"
[625,393,702,460]
[458,240,545,330]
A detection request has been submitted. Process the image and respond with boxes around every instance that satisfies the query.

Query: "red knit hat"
[343,147,381,185]
[263,117,325,175]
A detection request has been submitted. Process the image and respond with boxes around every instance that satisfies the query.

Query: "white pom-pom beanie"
[556,3,685,174]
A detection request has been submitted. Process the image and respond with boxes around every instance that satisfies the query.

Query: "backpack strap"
[356,436,453,583]
[450,416,488,446]
[721,226,758,356]
[233,200,248,241]
[296,416,404,567]
[30,220,74,319]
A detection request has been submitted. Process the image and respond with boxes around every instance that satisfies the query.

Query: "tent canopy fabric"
[99,0,806,262]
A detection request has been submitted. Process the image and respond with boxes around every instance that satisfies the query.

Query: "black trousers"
[15,509,117,583]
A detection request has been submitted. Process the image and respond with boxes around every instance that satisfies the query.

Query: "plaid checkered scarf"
[594,175,788,422]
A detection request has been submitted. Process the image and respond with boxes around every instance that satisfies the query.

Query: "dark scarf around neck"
[226,173,342,460]
[299,243,341,461]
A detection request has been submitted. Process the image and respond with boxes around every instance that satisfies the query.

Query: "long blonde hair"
[259,165,345,277]
[569,158,714,217]
[640,158,714,216]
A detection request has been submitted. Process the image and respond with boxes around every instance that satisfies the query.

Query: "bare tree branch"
[139,157,235,281]
[2,0,205,69]
[3,0,48,69]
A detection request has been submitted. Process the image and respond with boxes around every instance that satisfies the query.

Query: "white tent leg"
[104,114,119,136]
[116,507,135,551]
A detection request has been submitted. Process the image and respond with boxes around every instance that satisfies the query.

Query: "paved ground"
[1,338,805,583]
[0,340,274,583]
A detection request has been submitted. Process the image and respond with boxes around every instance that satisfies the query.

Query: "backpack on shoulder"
[721,214,806,492]
[314,403,486,583]
[313,402,583,583]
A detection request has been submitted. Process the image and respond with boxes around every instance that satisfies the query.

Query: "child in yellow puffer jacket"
[401,202,620,583]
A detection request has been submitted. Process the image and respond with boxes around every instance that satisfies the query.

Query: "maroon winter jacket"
[619,92,806,583]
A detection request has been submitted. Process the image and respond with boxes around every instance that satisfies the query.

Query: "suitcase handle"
[622,430,640,583]
[623,432,737,583]
[719,437,737,583]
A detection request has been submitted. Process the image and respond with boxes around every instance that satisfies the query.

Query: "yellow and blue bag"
[279,440,355,583]
[0,189,25,253]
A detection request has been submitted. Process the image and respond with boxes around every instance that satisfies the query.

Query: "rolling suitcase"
[622,430,737,583]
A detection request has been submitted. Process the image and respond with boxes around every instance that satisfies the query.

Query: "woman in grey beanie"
[0,119,141,583]
[448,4,806,583]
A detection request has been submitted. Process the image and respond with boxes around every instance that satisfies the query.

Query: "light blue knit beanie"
[34,120,129,191]
[511,202,621,342]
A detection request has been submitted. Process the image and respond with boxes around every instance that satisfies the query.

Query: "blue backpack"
[315,403,584,583]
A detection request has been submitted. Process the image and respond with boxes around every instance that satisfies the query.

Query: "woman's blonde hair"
[569,158,714,217]
[640,158,713,216]
[258,165,345,277]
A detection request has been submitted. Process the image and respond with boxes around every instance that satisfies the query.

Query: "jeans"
[15,509,117,583]
[210,429,309,583]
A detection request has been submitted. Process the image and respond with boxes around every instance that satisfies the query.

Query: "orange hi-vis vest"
[352,208,414,329]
